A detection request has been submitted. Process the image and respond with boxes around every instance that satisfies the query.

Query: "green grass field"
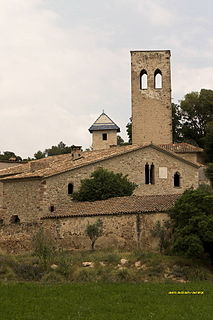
[0,282,212,320]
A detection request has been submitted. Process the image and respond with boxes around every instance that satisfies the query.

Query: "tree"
[203,121,213,162]
[45,141,76,156]
[72,167,137,201]
[168,186,213,263]
[117,135,124,145]
[172,103,183,143]
[85,219,103,250]
[0,151,22,161]
[205,163,213,187]
[126,118,132,143]
[34,150,45,159]
[179,89,213,147]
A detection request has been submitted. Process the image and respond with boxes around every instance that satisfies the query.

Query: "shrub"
[14,263,44,281]
[41,272,66,283]
[32,228,56,267]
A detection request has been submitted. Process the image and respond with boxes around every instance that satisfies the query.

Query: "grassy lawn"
[0,282,212,320]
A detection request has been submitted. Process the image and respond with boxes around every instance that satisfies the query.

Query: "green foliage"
[41,271,66,283]
[126,118,132,143]
[33,141,78,159]
[14,263,44,281]
[86,219,103,250]
[45,141,78,156]
[152,220,172,253]
[179,89,213,147]
[205,163,213,187]
[117,135,124,145]
[169,186,213,262]
[34,150,45,159]
[72,167,137,201]
[0,151,22,161]
[32,228,57,267]
[172,103,183,143]
[203,122,213,162]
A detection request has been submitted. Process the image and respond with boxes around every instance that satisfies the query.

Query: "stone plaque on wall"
[159,167,168,179]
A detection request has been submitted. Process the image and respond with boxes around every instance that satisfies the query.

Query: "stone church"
[0,50,208,251]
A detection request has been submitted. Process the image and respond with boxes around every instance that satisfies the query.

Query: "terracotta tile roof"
[159,143,203,153]
[0,143,200,181]
[41,194,179,219]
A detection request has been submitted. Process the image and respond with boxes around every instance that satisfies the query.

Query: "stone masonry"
[131,50,172,145]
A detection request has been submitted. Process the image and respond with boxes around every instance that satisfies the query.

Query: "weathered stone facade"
[131,50,172,145]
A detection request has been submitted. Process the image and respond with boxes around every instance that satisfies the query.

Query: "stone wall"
[42,146,198,216]
[131,50,172,145]
[0,212,169,254]
[1,179,44,223]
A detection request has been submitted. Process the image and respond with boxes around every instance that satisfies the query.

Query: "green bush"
[14,263,44,281]
[72,167,137,201]
[41,272,66,283]
[32,228,57,267]
[0,265,16,281]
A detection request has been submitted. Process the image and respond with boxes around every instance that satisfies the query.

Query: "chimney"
[71,146,82,160]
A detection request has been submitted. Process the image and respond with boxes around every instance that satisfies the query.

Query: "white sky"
[0,0,212,158]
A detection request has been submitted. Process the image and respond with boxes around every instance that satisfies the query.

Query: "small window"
[140,69,148,89]
[10,215,20,224]
[154,69,162,89]
[68,183,74,194]
[174,172,181,187]
[102,133,107,141]
[50,205,55,212]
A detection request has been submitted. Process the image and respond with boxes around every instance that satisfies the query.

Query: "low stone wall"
[0,212,169,254]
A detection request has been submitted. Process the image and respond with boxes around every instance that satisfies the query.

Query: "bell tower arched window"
[154,69,162,89]
[140,69,148,89]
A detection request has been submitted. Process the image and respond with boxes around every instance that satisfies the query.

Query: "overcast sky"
[0,0,212,158]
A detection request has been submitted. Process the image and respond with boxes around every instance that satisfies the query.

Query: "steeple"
[131,50,172,145]
[89,112,120,150]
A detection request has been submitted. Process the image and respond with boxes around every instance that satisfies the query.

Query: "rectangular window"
[102,133,107,140]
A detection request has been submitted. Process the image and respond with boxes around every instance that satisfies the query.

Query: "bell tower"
[131,50,172,145]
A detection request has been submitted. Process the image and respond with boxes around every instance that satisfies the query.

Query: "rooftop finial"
[102,109,104,114]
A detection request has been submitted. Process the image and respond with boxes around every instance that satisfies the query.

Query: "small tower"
[131,50,173,145]
[89,112,120,150]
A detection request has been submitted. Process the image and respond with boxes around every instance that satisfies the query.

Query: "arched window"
[68,183,74,194]
[145,163,155,185]
[154,69,162,89]
[140,69,148,89]
[174,172,181,187]
[10,215,20,224]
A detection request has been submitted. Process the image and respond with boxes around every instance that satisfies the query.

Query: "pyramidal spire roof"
[88,112,120,133]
